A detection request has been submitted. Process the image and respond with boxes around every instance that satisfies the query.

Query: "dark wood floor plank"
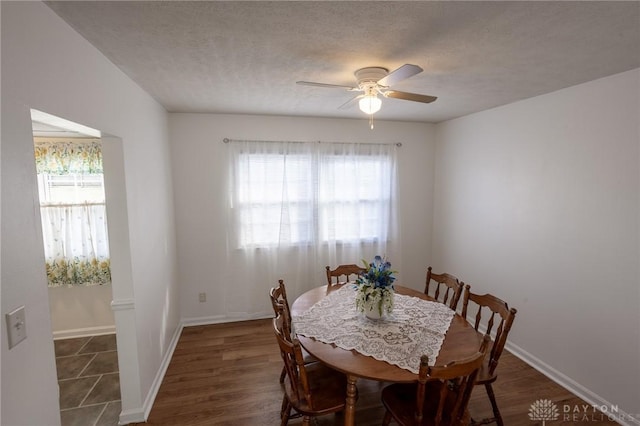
[132,319,617,426]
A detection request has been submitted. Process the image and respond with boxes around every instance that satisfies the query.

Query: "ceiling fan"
[296,64,437,117]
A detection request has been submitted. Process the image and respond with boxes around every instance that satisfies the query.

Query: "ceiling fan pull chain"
[369,114,374,130]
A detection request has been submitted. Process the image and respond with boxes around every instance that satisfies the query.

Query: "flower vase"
[358,289,394,320]
[364,299,383,320]
[355,255,397,320]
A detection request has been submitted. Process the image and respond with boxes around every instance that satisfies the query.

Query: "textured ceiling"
[46,1,640,123]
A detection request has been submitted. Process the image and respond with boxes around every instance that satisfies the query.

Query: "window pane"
[318,155,391,242]
[236,152,314,247]
[38,173,105,204]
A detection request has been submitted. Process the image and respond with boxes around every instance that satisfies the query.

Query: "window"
[37,173,105,204]
[229,140,397,248]
[34,140,111,286]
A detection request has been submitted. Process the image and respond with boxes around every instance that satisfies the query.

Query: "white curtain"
[225,140,400,317]
[40,203,111,286]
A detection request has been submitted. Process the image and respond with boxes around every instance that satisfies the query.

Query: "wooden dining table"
[291,284,483,426]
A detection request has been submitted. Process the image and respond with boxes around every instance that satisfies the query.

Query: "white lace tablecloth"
[292,285,455,373]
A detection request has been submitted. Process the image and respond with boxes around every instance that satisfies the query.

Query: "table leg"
[344,374,358,426]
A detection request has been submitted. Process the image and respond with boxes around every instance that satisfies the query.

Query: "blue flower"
[356,255,396,290]
[355,255,396,316]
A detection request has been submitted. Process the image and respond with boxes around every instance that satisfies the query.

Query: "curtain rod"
[222,138,401,147]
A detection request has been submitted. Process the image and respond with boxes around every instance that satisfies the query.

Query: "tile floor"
[54,334,121,426]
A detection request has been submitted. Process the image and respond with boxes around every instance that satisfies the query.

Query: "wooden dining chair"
[272,316,348,426]
[381,334,491,426]
[424,266,464,311]
[270,280,294,339]
[325,264,366,289]
[461,285,517,426]
[270,279,316,383]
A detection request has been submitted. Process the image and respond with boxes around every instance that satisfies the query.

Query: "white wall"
[49,286,115,338]
[433,69,640,419]
[169,114,435,320]
[1,2,179,424]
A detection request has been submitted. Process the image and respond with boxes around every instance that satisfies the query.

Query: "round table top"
[291,284,483,383]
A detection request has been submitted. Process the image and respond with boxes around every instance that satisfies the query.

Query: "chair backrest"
[415,335,490,425]
[424,266,464,310]
[461,284,517,376]
[325,264,366,288]
[272,316,314,408]
[270,279,293,340]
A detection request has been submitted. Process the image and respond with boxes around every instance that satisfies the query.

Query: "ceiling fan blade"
[377,64,423,87]
[296,81,357,90]
[338,94,363,110]
[384,90,437,104]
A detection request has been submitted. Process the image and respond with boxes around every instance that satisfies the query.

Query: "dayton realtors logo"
[528,399,635,424]
[528,399,559,425]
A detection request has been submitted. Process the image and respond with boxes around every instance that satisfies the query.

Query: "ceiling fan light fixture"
[296,63,435,123]
[359,94,382,115]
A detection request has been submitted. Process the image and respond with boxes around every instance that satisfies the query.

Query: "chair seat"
[381,381,470,426]
[283,361,347,416]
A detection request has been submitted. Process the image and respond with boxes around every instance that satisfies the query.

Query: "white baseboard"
[506,341,640,426]
[117,322,183,425]
[144,322,184,422]
[117,407,145,425]
[53,325,116,340]
[181,312,272,327]
[181,314,230,327]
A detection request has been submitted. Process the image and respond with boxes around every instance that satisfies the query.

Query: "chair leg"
[280,396,291,426]
[280,395,287,417]
[485,383,503,426]
[382,410,393,426]
[302,415,311,426]
[279,365,286,383]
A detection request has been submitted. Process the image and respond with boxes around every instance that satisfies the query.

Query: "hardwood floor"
[133,319,619,426]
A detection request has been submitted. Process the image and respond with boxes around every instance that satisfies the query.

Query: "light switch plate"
[6,306,27,349]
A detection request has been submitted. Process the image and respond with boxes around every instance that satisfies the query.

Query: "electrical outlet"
[6,306,27,349]
[198,293,206,303]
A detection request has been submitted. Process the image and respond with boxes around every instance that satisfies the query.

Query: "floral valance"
[45,257,111,287]
[34,139,103,175]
